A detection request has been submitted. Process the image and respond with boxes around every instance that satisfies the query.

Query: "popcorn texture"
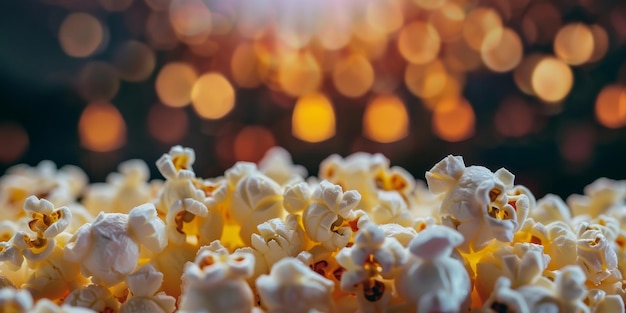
[1,147,626,312]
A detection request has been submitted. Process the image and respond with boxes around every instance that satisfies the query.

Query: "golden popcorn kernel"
[615,236,626,251]
[333,267,345,281]
[589,236,601,247]
[173,154,189,171]
[489,188,502,202]
[311,260,328,276]
[530,236,542,245]
[364,255,383,278]
[199,255,215,269]
[175,211,196,234]
[331,216,344,233]
[362,279,385,302]
[487,206,508,220]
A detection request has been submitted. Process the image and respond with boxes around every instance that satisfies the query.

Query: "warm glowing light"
[442,39,482,72]
[531,57,573,103]
[413,0,446,10]
[405,59,447,99]
[156,62,198,108]
[0,123,29,164]
[554,23,594,66]
[278,52,322,97]
[233,126,276,162]
[169,0,212,42]
[513,53,544,95]
[147,104,189,144]
[398,21,441,64]
[78,61,120,102]
[292,93,335,142]
[422,74,464,110]
[78,103,126,152]
[363,95,409,143]
[463,7,503,51]
[494,97,534,138]
[332,53,374,98]
[231,42,262,89]
[429,2,465,42]
[589,25,609,63]
[481,28,523,72]
[146,11,179,50]
[521,2,562,46]
[191,73,235,119]
[315,3,352,50]
[595,85,626,129]
[432,97,475,142]
[58,13,104,58]
[366,0,404,35]
[98,0,133,11]
[113,41,156,82]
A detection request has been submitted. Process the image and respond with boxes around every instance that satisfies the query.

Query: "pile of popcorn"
[1,146,626,313]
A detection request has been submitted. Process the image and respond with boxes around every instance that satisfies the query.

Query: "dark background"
[1,0,626,201]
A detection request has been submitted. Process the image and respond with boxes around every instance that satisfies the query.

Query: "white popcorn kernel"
[258,147,308,186]
[526,221,577,271]
[24,196,71,239]
[370,191,413,227]
[251,215,306,267]
[179,240,255,313]
[567,178,626,218]
[395,226,471,313]
[283,182,311,214]
[64,284,120,313]
[156,145,196,180]
[15,231,56,262]
[128,203,167,252]
[475,243,551,300]
[0,223,24,270]
[230,168,284,245]
[576,222,620,285]
[554,265,588,312]
[121,264,176,313]
[531,194,572,225]
[302,180,360,250]
[378,223,418,247]
[32,298,97,313]
[0,287,33,313]
[64,212,139,286]
[482,277,531,313]
[319,153,389,211]
[426,155,525,252]
[336,223,407,312]
[256,258,335,313]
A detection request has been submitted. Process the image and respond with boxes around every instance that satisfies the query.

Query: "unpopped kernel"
[1,148,626,313]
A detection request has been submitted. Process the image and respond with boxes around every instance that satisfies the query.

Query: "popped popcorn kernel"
[2,145,626,313]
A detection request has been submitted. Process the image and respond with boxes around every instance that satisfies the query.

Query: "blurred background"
[1,0,625,199]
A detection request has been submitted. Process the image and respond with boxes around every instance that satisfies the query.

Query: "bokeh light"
[595,85,626,128]
[432,97,475,142]
[231,42,262,89]
[481,27,523,72]
[494,97,534,138]
[0,123,29,164]
[191,73,235,119]
[292,93,335,143]
[429,2,465,42]
[463,7,503,51]
[554,23,594,66]
[169,0,212,43]
[113,40,156,82]
[531,57,573,103]
[147,104,189,144]
[405,59,448,99]
[58,12,105,58]
[332,53,375,98]
[233,126,276,162]
[78,103,126,152]
[278,52,322,97]
[156,62,198,108]
[146,11,179,50]
[589,25,609,63]
[363,95,409,143]
[398,21,441,64]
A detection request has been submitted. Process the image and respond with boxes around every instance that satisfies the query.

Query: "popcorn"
[121,264,176,313]
[302,180,360,250]
[4,145,626,313]
[250,215,307,267]
[179,240,255,313]
[426,155,527,252]
[0,287,33,312]
[258,147,307,186]
[64,284,120,312]
[64,204,166,286]
[395,226,471,313]
[335,223,407,312]
[256,258,335,313]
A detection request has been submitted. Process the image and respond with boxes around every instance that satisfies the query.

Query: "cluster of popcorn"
[1,146,626,313]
